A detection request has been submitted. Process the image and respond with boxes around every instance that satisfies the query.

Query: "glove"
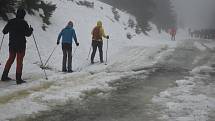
[76,42,79,46]
[29,26,34,32]
[30,27,33,32]
[57,41,60,45]
[106,35,109,39]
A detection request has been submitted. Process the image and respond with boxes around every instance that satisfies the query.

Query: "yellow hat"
[97,21,102,27]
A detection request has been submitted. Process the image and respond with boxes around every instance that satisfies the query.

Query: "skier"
[1,8,33,84]
[57,21,79,72]
[91,21,109,64]
[170,27,176,40]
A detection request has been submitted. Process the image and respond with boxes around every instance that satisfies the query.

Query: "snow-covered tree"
[0,0,16,21]
[18,0,56,30]
[39,1,56,30]
[0,0,56,30]
[18,0,41,15]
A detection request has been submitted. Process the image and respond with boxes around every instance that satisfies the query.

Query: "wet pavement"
[12,67,188,121]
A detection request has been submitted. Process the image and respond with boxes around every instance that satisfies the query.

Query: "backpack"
[92,26,102,40]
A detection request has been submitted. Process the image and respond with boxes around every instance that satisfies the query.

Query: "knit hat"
[97,21,102,27]
[16,8,26,19]
[67,21,73,27]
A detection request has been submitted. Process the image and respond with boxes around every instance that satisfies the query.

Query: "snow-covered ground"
[0,0,215,121]
[153,39,215,121]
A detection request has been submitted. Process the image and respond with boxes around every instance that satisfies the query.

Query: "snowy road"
[12,66,188,121]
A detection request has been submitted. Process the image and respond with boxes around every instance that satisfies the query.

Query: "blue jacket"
[57,26,77,44]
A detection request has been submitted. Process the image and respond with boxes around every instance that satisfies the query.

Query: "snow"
[152,39,215,121]
[0,0,171,120]
[0,0,215,121]
[153,77,215,121]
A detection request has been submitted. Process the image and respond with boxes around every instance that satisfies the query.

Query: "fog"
[100,0,214,31]
[172,0,215,29]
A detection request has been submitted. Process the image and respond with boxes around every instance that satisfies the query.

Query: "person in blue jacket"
[57,21,79,72]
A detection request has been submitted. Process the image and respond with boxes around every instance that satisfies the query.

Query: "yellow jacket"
[91,21,108,41]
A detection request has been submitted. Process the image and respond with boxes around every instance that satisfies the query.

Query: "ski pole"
[32,33,48,80]
[72,46,78,57]
[0,34,5,54]
[86,46,92,60]
[43,45,58,67]
[105,38,109,65]
[0,35,5,65]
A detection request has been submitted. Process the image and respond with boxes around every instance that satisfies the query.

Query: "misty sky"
[172,0,215,29]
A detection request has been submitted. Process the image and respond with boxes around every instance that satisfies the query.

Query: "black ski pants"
[62,43,72,71]
[91,40,103,63]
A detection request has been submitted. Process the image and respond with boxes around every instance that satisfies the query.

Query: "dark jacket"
[2,17,33,51]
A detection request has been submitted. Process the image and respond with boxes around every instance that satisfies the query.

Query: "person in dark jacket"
[1,8,33,85]
[57,21,79,72]
[91,21,109,64]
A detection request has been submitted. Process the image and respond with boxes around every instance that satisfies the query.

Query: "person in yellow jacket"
[91,21,109,64]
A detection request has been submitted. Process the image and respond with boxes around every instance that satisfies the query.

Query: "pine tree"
[39,1,56,30]
[0,0,16,21]
[18,0,56,30]
[152,0,176,33]
[18,0,41,15]
[0,0,56,30]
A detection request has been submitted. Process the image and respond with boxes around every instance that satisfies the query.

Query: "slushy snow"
[0,0,215,121]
